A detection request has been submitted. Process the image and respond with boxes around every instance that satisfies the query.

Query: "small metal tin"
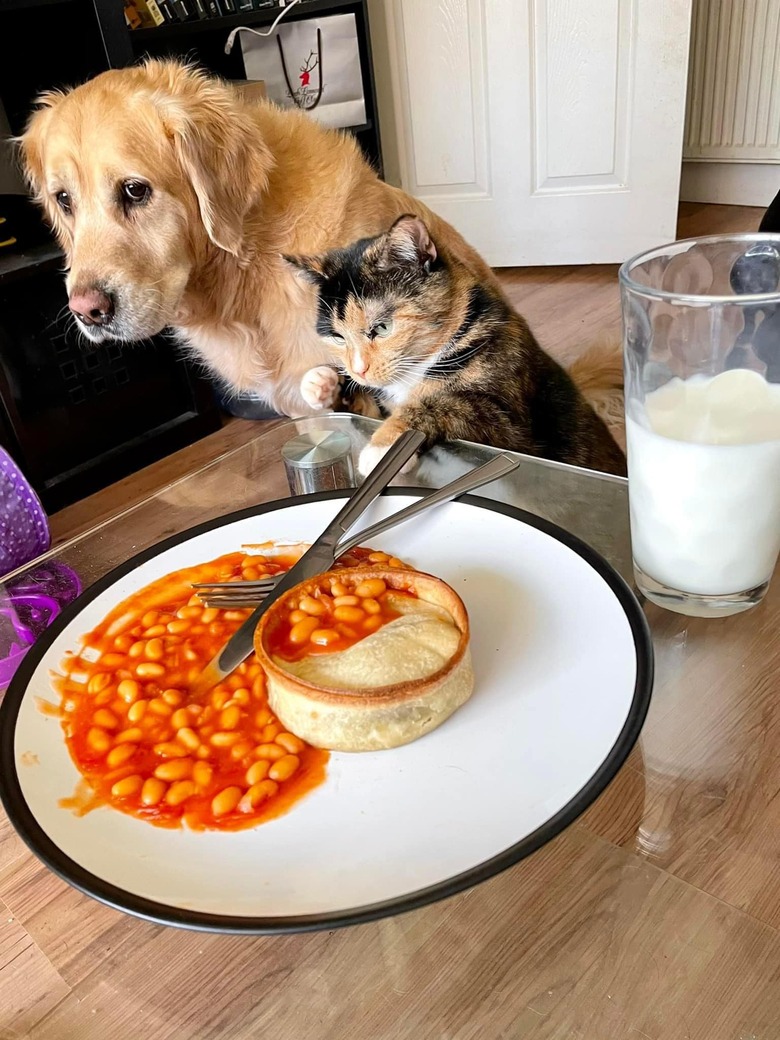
[282,430,356,495]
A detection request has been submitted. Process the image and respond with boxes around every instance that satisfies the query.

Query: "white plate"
[0,490,652,933]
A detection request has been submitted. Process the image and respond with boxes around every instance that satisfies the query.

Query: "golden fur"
[21,59,622,425]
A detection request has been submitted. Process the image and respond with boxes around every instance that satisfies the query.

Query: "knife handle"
[331,429,425,535]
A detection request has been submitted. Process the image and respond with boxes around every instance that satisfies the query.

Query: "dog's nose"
[69,288,115,327]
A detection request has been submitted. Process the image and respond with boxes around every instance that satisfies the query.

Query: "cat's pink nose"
[352,354,369,376]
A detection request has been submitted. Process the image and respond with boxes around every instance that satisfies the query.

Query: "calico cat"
[288,215,626,477]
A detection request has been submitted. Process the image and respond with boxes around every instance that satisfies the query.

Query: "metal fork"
[191,453,519,608]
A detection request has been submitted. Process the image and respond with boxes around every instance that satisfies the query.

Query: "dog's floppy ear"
[18,90,69,245]
[153,62,274,263]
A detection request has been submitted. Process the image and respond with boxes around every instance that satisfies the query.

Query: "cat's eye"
[328,333,346,345]
[372,320,394,339]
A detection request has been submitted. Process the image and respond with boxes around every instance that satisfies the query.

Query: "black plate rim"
[0,488,654,934]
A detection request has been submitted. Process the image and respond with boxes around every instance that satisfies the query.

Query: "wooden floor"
[6,201,776,1040]
[49,201,765,546]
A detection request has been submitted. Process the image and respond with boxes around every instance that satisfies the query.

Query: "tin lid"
[281,430,353,468]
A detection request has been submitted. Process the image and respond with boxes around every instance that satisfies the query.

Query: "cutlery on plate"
[192,453,520,608]
[189,429,425,696]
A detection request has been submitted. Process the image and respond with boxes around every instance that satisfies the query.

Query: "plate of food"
[0,489,653,933]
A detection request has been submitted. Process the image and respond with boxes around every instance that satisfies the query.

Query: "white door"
[372,0,693,266]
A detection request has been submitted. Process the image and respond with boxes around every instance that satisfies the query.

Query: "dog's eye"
[55,191,72,215]
[121,181,151,205]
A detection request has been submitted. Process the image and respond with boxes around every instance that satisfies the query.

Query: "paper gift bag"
[240,12,367,130]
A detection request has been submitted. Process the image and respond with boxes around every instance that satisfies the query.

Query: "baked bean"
[330,581,349,597]
[87,727,111,754]
[87,673,112,695]
[363,616,382,632]
[106,743,137,769]
[269,754,300,782]
[211,689,230,711]
[95,689,115,706]
[93,708,119,729]
[144,624,167,638]
[100,653,126,668]
[167,619,189,635]
[210,731,241,747]
[153,741,190,758]
[141,611,159,628]
[201,607,219,624]
[245,760,270,785]
[334,595,360,607]
[388,557,405,568]
[148,698,173,717]
[299,595,327,616]
[128,640,146,659]
[334,606,364,623]
[233,687,250,706]
[117,679,140,703]
[165,780,196,806]
[220,705,241,730]
[193,762,213,789]
[154,758,193,782]
[254,708,273,728]
[337,624,359,639]
[355,578,387,599]
[212,786,242,816]
[177,606,202,620]
[136,662,165,679]
[127,699,148,724]
[276,732,305,755]
[176,727,200,751]
[310,628,339,646]
[141,777,167,806]
[114,635,133,653]
[316,593,334,611]
[254,743,286,761]
[145,638,164,661]
[171,708,190,729]
[362,597,381,615]
[115,727,143,744]
[252,675,266,699]
[223,610,247,622]
[162,688,182,706]
[243,566,260,581]
[242,779,278,809]
[230,740,253,761]
[288,609,308,625]
[111,775,143,799]
[261,723,280,742]
[367,551,389,563]
[289,617,320,644]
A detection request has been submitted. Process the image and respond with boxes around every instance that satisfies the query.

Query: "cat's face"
[287,216,451,389]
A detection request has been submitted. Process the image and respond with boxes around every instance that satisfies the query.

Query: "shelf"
[130,0,357,44]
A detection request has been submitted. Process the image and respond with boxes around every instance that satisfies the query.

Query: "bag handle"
[277,27,324,111]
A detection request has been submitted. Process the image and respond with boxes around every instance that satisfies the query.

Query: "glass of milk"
[620,234,780,617]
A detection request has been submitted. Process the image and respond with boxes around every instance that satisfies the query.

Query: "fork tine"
[199,596,267,609]
[191,577,279,592]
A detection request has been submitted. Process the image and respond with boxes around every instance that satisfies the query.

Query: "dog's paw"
[358,439,418,477]
[300,366,341,410]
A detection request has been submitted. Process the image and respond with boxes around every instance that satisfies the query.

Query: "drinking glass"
[620,233,780,617]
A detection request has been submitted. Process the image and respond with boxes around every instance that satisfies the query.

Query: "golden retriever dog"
[20,59,622,432]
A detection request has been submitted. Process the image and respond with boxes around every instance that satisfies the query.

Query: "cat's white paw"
[300,366,340,410]
[358,440,418,477]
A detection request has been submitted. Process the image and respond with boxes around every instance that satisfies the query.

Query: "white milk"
[626,369,780,595]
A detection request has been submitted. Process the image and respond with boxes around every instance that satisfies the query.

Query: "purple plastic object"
[0,446,51,575]
[0,561,82,688]
[0,448,82,688]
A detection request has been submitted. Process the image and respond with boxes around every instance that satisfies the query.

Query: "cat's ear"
[283,254,326,284]
[382,215,438,272]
